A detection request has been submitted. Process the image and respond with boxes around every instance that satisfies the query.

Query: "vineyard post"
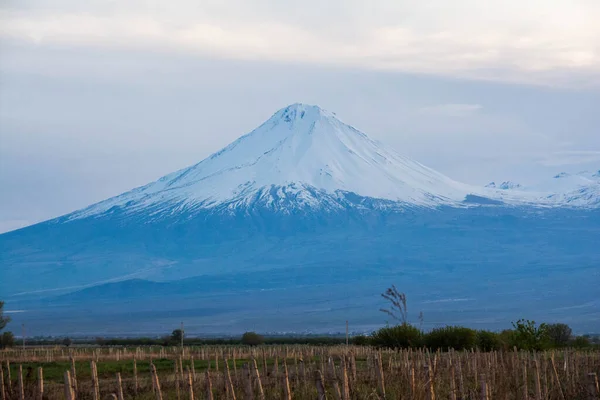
[116,373,124,400]
[534,358,542,400]
[375,353,386,400]
[587,372,599,400]
[150,363,163,400]
[174,360,181,400]
[63,370,74,400]
[191,356,196,382]
[37,367,44,400]
[225,359,237,400]
[550,354,566,400]
[341,356,350,400]
[283,360,292,400]
[345,321,349,346]
[327,357,342,400]
[425,364,435,400]
[315,370,326,400]
[17,365,24,400]
[0,363,5,400]
[186,366,194,400]
[242,363,254,400]
[479,373,488,400]
[523,360,529,400]
[70,356,78,394]
[252,356,265,400]
[133,358,139,395]
[449,360,457,400]
[6,361,12,394]
[91,361,100,400]
[205,371,214,400]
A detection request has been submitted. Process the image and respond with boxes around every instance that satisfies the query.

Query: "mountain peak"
[67,104,474,220]
[276,103,331,119]
[269,103,337,131]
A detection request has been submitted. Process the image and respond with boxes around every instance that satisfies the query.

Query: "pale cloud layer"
[419,104,483,118]
[1,0,599,86]
[0,1,599,233]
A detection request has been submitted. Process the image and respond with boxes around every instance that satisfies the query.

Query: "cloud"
[538,150,600,166]
[1,0,599,86]
[418,103,483,117]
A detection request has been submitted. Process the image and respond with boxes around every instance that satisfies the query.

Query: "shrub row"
[359,322,595,351]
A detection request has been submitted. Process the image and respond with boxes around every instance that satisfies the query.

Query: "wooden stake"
[116,373,125,400]
[225,359,237,400]
[191,356,196,383]
[150,363,163,400]
[534,358,542,400]
[251,357,265,400]
[37,367,44,400]
[133,358,139,395]
[523,360,529,400]
[315,370,326,400]
[283,361,292,400]
[70,356,78,394]
[17,365,24,400]
[341,357,350,400]
[175,361,181,400]
[479,373,488,400]
[350,352,356,383]
[64,371,75,400]
[179,356,185,389]
[449,362,457,400]
[375,353,386,399]
[587,373,599,400]
[0,363,5,400]
[425,364,435,400]
[6,361,12,395]
[242,363,254,400]
[205,370,214,400]
[328,357,342,400]
[345,320,349,346]
[91,361,100,400]
[550,354,566,400]
[186,366,195,400]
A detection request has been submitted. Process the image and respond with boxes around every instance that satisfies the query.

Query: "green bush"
[352,335,370,346]
[424,326,477,351]
[370,323,422,349]
[476,330,502,351]
[546,323,572,348]
[498,329,517,350]
[511,320,550,351]
[571,336,590,348]
[0,331,14,349]
[241,332,264,346]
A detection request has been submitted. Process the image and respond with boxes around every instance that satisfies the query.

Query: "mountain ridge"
[49,103,598,226]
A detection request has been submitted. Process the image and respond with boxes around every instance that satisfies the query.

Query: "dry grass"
[1,345,599,399]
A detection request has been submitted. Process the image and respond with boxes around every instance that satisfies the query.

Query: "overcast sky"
[1,0,599,233]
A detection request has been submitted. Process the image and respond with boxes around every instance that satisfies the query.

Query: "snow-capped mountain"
[69,104,478,220]
[66,103,598,220]
[2,103,600,336]
[486,170,600,207]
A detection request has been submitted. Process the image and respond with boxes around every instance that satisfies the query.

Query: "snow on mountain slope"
[69,104,479,219]
[486,170,600,207]
[63,104,599,221]
[486,181,522,190]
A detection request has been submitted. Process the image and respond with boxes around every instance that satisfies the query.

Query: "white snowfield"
[69,104,599,220]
